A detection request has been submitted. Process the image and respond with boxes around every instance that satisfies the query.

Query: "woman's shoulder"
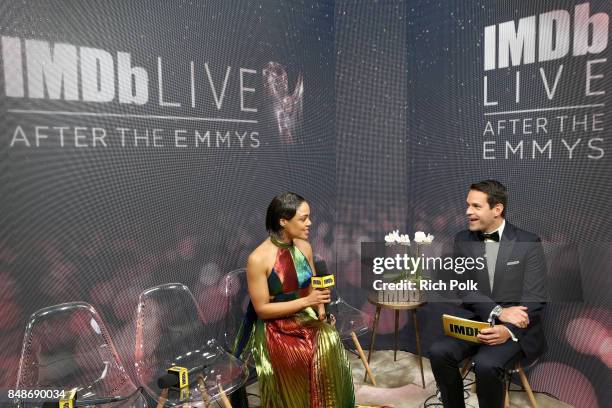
[247,239,276,268]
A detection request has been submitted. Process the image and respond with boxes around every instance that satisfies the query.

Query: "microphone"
[312,260,334,286]
[158,372,184,389]
[311,259,335,320]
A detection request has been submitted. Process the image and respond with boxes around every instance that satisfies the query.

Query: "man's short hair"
[470,179,507,217]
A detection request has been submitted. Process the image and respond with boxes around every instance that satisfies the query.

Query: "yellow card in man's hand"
[442,314,491,343]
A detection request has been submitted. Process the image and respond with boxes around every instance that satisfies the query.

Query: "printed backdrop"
[334,1,610,407]
[0,0,335,392]
[1,1,610,407]
[407,2,610,406]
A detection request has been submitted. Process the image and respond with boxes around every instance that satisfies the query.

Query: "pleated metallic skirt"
[248,307,355,408]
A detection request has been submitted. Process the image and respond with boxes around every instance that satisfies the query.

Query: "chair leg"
[196,374,212,407]
[156,388,169,408]
[364,306,381,383]
[351,331,377,386]
[412,309,425,388]
[394,310,399,361]
[459,359,472,378]
[504,380,510,408]
[218,382,232,408]
[517,364,538,408]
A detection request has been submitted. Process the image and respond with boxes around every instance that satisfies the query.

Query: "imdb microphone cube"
[311,274,335,289]
[59,388,77,408]
[167,366,189,389]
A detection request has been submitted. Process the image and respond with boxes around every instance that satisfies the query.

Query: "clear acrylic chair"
[134,283,248,407]
[16,301,146,408]
[222,269,252,361]
[223,268,376,384]
[328,291,376,384]
[222,269,257,408]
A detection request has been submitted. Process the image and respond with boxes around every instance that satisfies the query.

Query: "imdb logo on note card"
[442,314,491,343]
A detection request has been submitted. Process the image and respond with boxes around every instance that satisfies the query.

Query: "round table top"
[367,292,426,310]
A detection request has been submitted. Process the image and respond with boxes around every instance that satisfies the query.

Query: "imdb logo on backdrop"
[481,2,608,161]
[0,37,286,151]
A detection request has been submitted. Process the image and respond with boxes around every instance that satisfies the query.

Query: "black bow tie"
[478,231,500,242]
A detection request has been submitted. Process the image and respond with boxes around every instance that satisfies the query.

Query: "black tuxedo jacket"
[454,221,548,360]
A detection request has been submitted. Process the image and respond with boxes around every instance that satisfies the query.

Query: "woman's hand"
[316,304,336,325]
[305,288,331,308]
[317,303,326,321]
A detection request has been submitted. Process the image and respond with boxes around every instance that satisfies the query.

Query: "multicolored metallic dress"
[234,241,355,407]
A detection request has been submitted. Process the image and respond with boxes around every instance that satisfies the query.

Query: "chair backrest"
[134,283,247,405]
[222,269,251,355]
[134,284,216,386]
[17,302,145,407]
[329,298,372,340]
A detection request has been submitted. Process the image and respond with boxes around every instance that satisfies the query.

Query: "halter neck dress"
[233,240,355,407]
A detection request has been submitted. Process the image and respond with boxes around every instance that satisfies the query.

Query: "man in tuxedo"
[429,179,547,407]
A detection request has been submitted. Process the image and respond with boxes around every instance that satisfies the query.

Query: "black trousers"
[429,337,524,408]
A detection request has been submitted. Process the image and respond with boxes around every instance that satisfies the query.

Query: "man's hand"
[498,306,529,328]
[477,326,511,345]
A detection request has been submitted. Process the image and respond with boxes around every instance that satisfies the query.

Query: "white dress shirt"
[485,220,518,342]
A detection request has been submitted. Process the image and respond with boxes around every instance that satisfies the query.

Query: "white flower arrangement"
[384,230,411,245]
[413,231,435,244]
[384,230,434,245]
[381,230,434,302]
[384,229,433,278]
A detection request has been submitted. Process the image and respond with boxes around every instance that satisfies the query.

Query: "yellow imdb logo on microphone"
[59,388,77,408]
[311,275,335,289]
